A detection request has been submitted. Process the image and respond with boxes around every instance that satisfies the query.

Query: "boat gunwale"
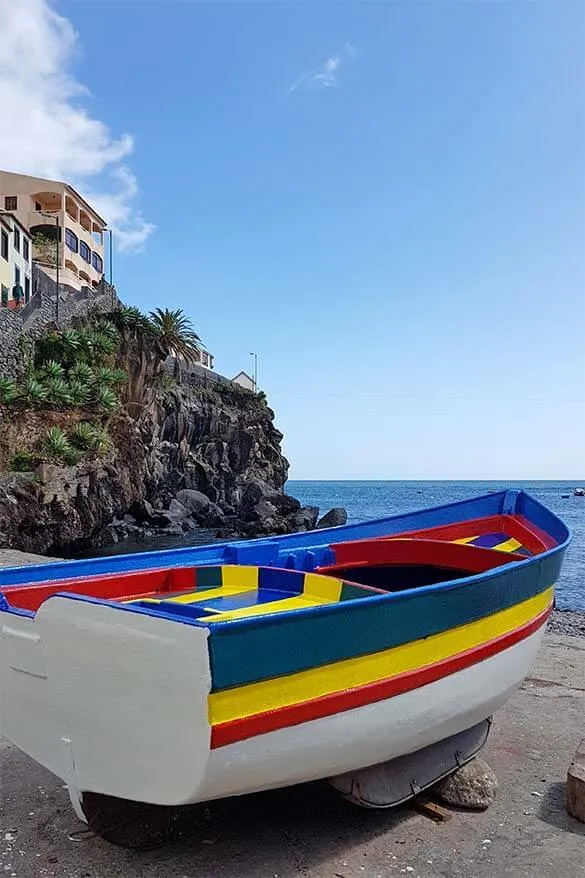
[0,539,566,632]
[0,490,572,590]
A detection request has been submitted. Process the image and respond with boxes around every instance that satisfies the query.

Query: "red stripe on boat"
[210,603,552,749]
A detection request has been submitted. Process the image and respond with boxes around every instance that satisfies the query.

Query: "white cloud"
[0,0,154,251]
[288,44,357,95]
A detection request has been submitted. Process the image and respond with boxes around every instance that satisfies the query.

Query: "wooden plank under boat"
[0,490,570,841]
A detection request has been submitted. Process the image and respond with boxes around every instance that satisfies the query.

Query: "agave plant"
[91,319,119,343]
[21,375,49,405]
[90,332,117,360]
[43,427,71,459]
[61,328,81,352]
[95,385,119,412]
[42,360,65,380]
[110,368,127,386]
[68,362,94,385]
[70,421,98,450]
[93,366,117,386]
[68,380,91,406]
[149,308,202,364]
[46,377,73,405]
[62,446,84,466]
[0,377,18,404]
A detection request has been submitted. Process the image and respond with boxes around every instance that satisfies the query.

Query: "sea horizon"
[287,479,584,612]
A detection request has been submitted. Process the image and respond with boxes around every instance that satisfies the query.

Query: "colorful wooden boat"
[0,490,570,844]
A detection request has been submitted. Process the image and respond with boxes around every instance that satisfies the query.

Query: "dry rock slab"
[433,757,498,810]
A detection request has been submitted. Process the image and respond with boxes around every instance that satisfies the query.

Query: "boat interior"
[1,526,533,623]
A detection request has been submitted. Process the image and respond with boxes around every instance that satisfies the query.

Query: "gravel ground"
[2,630,584,878]
[548,609,585,637]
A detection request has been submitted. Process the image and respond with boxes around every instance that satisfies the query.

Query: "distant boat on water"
[574,488,585,497]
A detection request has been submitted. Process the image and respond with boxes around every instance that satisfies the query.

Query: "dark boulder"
[176,489,211,517]
[316,507,348,529]
[168,499,189,520]
[241,480,274,510]
[266,493,301,516]
[290,506,319,532]
[128,499,155,523]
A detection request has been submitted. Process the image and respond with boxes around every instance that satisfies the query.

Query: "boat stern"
[0,596,213,807]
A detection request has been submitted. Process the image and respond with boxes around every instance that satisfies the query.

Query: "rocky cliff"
[0,377,319,556]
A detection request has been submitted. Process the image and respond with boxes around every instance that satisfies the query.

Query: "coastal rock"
[129,499,155,523]
[433,758,498,810]
[175,489,211,517]
[291,506,320,532]
[317,507,348,529]
[168,499,189,520]
[0,376,311,554]
[265,492,301,516]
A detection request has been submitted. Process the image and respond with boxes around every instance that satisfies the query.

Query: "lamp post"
[108,229,114,307]
[39,211,60,325]
[249,352,258,393]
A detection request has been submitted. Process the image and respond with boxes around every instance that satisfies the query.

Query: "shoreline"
[548,607,585,637]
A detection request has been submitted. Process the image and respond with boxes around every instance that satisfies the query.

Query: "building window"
[25,277,30,302]
[79,240,91,263]
[14,266,20,286]
[65,228,78,253]
[13,228,20,253]
[4,196,17,211]
[23,237,29,262]
[1,230,7,261]
[92,252,103,273]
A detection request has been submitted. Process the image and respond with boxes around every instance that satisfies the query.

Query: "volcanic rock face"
[0,382,323,555]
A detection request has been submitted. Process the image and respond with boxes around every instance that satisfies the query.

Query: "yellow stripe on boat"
[208,586,553,726]
[491,537,523,553]
[209,593,338,622]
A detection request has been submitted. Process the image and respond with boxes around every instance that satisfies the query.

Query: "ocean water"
[288,481,585,611]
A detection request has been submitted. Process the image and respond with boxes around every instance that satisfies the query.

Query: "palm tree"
[149,308,202,364]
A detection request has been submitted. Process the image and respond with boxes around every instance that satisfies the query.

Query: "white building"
[232,371,256,391]
[0,213,32,310]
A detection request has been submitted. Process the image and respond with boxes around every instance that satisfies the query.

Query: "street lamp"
[39,211,61,325]
[249,352,258,393]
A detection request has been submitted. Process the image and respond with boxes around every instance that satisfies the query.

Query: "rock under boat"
[0,490,570,844]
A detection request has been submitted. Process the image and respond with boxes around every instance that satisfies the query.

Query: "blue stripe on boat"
[207,550,564,691]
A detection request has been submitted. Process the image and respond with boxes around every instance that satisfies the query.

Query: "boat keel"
[327,718,492,808]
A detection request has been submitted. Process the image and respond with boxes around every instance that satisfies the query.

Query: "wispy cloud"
[0,0,154,252]
[289,43,357,95]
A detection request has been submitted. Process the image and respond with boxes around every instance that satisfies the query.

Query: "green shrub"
[95,385,119,412]
[62,446,84,466]
[43,427,71,459]
[68,380,91,406]
[91,426,113,455]
[0,378,18,404]
[46,377,73,405]
[9,450,39,472]
[70,421,98,450]
[21,375,49,405]
[42,360,65,380]
[68,362,94,384]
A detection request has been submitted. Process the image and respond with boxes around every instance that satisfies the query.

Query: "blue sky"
[6,1,585,479]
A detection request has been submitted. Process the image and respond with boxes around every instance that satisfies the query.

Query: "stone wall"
[0,264,119,380]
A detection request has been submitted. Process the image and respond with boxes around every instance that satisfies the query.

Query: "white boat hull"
[0,595,545,812]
